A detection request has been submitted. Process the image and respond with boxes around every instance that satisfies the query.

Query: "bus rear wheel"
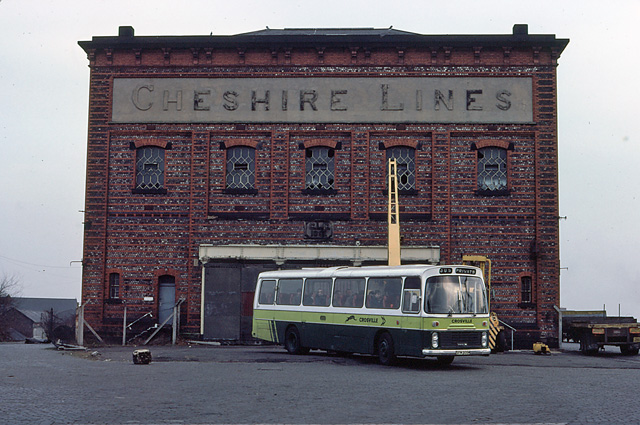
[284,326,309,355]
[377,332,396,366]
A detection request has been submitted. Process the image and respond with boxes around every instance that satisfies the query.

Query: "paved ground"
[2,341,640,424]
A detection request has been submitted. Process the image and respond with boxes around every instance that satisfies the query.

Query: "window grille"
[226,146,255,189]
[305,146,334,190]
[136,146,165,189]
[477,147,507,192]
[386,146,415,191]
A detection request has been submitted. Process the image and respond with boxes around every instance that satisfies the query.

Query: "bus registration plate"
[455,350,471,355]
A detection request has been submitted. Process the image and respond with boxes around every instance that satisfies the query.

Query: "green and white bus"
[252,264,490,365]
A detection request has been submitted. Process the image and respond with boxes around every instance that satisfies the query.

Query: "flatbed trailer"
[563,313,640,355]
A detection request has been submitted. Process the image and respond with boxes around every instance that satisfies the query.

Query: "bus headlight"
[481,331,488,348]
[431,332,439,348]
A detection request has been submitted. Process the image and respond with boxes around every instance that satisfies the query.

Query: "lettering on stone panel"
[113,77,533,124]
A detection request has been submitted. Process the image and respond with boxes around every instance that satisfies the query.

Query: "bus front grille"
[439,331,482,349]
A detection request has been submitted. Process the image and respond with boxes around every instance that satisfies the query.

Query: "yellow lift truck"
[461,255,508,352]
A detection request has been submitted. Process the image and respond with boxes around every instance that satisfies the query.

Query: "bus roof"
[257,264,482,280]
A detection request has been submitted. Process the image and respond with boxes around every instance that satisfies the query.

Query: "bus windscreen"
[425,276,487,315]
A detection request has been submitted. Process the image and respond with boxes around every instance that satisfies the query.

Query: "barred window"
[136,146,165,190]
[386,146,415,191]
[305,146,334,190]
[478,147,507,193]
[521,276,532,303]
[109,273,120,299]
[226,146,255,189]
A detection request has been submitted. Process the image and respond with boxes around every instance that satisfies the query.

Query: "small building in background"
[1,298,77,341]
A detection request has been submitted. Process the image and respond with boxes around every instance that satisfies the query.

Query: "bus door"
[253,279,277,342]
[399,276,423,356]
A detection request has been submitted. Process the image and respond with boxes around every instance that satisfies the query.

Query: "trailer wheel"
[620,345,639,356]
[579,332,599,355]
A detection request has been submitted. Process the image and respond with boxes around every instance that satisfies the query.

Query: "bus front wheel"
[284,326,309,355]
[436,356,455,366]
[377,332,396,366]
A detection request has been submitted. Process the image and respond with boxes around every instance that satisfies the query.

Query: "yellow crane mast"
[388,159,401,266]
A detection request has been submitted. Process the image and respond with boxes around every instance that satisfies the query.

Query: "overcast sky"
[1,0,639,318]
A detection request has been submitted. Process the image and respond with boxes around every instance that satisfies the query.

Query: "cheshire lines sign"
[112,77,533,124]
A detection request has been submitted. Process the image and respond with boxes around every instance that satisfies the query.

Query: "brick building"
[78,25,568,347]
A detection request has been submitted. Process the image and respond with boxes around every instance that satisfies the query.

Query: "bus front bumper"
[422,348,491,357]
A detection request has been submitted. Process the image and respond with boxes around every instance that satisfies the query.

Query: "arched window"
[477,146,507,194]
[386,146,415,191]
[226,146,255,190]
[305,146,335,191]
[136,146,165,190]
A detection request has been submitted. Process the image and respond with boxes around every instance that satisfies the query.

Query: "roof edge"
[78,25,569,56]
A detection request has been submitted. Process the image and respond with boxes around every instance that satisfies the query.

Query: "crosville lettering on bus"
[359,317,379,323]
[451,319,473,324]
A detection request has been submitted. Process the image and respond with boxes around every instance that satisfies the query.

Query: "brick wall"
[80,28,564,346]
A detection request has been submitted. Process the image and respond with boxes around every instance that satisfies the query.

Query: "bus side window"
[402,276,421,313]
[277,278,303,305]
[303,278,332,307]
[366,277,402,309]
[258,280,276,305]
[333,278,366,307]
[402,289,421,313]
[352,290,365,308]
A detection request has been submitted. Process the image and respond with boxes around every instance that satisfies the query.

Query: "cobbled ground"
[2,342,639,424]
